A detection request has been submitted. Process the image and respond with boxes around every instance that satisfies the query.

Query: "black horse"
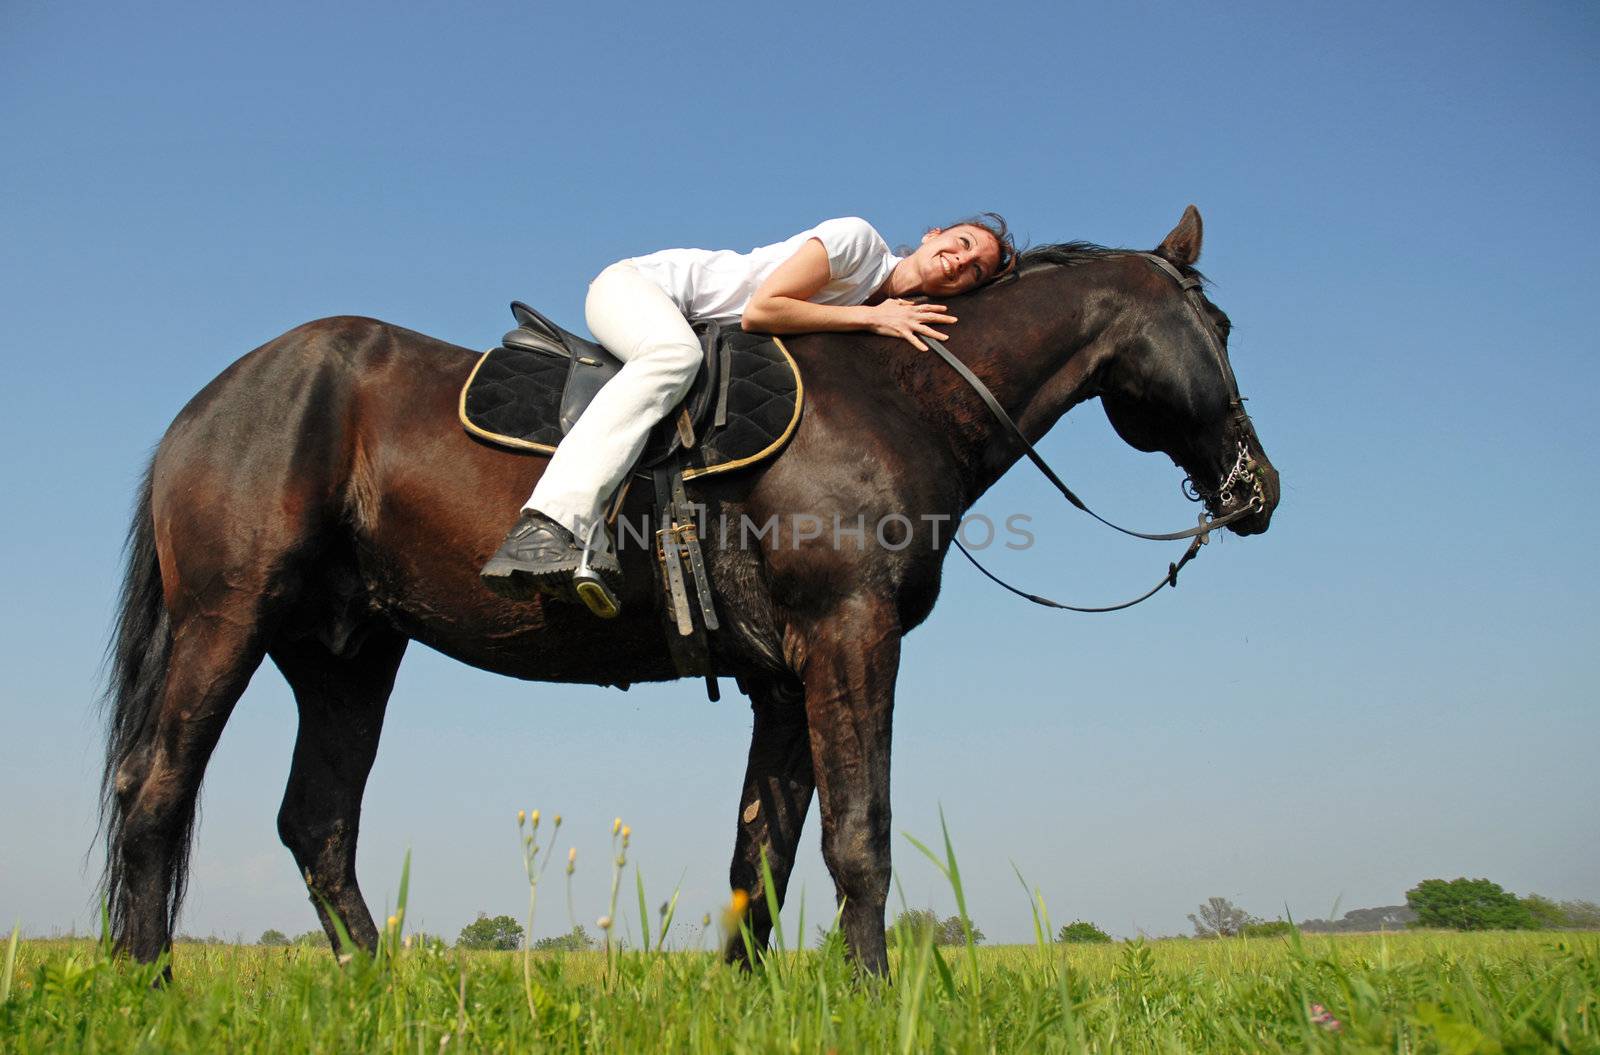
[100,206,1278,974]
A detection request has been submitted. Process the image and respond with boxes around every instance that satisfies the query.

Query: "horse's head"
[1093,206,1280,536]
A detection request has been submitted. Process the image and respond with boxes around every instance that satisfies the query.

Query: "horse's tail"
[98,459,177,943]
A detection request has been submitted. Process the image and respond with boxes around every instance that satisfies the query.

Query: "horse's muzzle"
[1225,460,1280,536]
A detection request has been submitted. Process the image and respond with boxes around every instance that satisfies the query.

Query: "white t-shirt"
[624,217,903,323]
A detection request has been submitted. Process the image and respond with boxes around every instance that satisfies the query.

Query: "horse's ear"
[1155,205,1204,267]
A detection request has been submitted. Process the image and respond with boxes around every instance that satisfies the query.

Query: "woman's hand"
[865,299,957,351]
[742,238,959,346]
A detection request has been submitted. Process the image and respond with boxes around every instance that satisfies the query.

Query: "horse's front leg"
[797,596,901,976]
[725,676,814,966]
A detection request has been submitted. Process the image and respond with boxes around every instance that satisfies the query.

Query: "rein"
[921,253,1263,613]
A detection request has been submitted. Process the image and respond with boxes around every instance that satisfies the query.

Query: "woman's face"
[909,225,1003,296]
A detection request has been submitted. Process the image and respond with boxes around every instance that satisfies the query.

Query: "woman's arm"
[741,238,957,351]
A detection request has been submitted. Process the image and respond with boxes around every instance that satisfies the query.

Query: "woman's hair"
[937,212,1020,283]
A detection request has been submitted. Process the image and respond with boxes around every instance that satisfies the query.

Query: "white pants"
[524,262,702,539]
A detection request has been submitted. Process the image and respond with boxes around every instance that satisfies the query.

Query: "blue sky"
[2,0,1595,945]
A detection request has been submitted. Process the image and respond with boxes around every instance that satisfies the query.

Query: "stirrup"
[573,521,620,619]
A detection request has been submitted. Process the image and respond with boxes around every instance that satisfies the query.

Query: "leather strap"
[651,462,720,700]
[714,334,733,429]
[652,466,695,639]
[954,532,1206,613]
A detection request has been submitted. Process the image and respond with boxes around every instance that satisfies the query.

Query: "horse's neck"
[899,274,1110,500]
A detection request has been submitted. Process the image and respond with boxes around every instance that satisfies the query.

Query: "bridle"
[1141,252,1266,521]
[920,253,1266,613]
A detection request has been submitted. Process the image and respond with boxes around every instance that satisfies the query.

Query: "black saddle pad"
[460,329,803,480]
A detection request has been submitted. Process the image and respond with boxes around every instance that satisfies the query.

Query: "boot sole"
[480,557,579,603]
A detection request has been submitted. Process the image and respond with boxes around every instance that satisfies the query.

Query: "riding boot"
[479,510,621,613]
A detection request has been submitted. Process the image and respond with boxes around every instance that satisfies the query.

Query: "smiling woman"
[479,214,1020,613]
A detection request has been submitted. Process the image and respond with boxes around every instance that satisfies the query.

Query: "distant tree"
[1558,899,1600,930]
[1240,920,1293,938]
[292,930,327,947]
[1406,879,1534,931]
[1188,897,1256,938]
[1516,896,1600,930]
[936,915,984,946]
[258,929,291,946]
[1521,895,1567,929]
[532,925,596,952]
[886,908,939,946]
[885,909,982,946]
[457,912,524,951]
[1057,920,1112,944]
[1298,906,1416,933]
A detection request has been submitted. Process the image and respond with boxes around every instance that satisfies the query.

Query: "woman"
[480,214,1017,615]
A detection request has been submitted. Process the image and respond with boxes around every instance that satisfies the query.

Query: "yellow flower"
[612,817,622,835]
[597,915,613,931]
[720,890,750,935]
[553,814,563,827]
[567,847,577,865]
[386,914,399,930]
[530,809,541,827]
[517,810,526,826]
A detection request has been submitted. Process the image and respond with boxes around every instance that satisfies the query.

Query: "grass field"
[3,925,1596,1053]
[7,828,1595,1051]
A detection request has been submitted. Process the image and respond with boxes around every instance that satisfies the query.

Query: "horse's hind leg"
[270,631,408,956]
[725,677,815,965]
[113,616,265,963]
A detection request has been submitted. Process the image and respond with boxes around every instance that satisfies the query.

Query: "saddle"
[459,303,805,699]
[461,302,802,480]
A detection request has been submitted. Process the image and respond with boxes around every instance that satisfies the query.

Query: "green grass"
[9,818,1596,1051]
[3,928,1596,1052]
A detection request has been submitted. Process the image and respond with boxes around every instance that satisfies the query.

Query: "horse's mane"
[1013,241,1208,285]
[1018,241,1124,267]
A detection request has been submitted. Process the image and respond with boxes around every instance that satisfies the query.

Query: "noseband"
[920,253,1264,613]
